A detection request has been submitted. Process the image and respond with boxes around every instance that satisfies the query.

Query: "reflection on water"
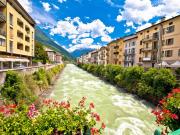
[50,64,157,135]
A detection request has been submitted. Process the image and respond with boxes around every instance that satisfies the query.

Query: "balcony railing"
[142,36,159,42]
[0,29,6,37]
[0,0,6,6]
[142,57,157,62]
[0,12,6,22]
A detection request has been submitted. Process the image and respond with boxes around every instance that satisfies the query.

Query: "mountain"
[71,48,95,58]
[35,26,74,61]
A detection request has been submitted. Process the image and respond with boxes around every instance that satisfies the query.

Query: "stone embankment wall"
[0,64,58,85]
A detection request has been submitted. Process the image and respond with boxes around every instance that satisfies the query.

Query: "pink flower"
[27,104,39,119]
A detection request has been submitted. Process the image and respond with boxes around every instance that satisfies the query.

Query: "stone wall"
[0,64,58,86]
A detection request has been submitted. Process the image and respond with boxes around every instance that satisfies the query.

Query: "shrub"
[1,71,27,104]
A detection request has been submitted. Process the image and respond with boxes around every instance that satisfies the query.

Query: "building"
[91,50,99,64]
[124,34,137,67]
[0,0,35,69]
[107,38,124,65]
[55,52,63,64]
[98,46,107,65]
[135,15,180,68]
[45,48,56,63]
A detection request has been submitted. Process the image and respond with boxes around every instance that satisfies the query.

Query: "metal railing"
[142,36,159,42]
[0,29,6,37]
[0,12,6,22]
[0,0,6,6]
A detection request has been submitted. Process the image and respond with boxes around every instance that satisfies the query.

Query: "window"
[25,46,30,52]
[9,13,13,26]
[178,49,180,57]
[140,40,142,45]
[162,40,165,46]
[161,51,165,57]
[169,22,173,25]
[17,43,23,50]
[153,41,158,49]
[166,25,174,33]
[139,49,142,54]
[165,50,173,57]
[166,38,174,45]
[146,43,149,48]
[0,38,5,46]
[145,52,148,57]
[9,41,13,53]
[10,27,13,39]
[132,41,135,46]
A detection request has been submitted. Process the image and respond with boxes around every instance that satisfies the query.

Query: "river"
[49,64,157,135]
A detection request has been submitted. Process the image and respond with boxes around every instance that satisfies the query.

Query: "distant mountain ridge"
[71,48,95,58]
[35,26,74,61]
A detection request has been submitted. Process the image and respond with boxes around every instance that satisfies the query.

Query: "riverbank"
[77,63,176,105]
[0,64,64,105]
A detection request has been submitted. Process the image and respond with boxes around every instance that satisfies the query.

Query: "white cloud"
[80,38,94,44]
[116,15,123,22]
[126,21,136,29]
[136,23,152,32]
[58,0,67,3]
[53,4,60,10]
[116,0,180,25]
[50,17,114,52]
[41,2,51,12]
[125,29,130,33]
[68,35,77,39]
[105,0,121,8]
[67,44,101,53]
[17,0,32,13]
[50,17,114,39]
[101,36,112,42]
[78,33,90,38]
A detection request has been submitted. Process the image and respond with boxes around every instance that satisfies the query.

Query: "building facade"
[55,53,63,64]
[45,48,56,63]
[106,38,124,65]
[124,34,137,67]
[0,0,35,69]
[91,50,98,64]
[98,46,107,65]
[135,15,180,67]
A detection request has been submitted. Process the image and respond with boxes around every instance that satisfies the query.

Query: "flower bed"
[0,97,105,135]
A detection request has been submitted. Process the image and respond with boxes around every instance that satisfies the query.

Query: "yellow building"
[107,38,124,65]
[0,0,35,69]
[135,15,180,67]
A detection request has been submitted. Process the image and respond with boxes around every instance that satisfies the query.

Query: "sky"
[17,0,180,53]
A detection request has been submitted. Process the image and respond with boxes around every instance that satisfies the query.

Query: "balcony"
[142,36,159,42]
[0,12,6,22]
[142,47,152,51]
[0,0,6,7]
[0,29,6,37]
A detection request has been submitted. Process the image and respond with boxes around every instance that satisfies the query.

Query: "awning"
[0,58,30,62]
[157,61,169,67]
[170,61,180,68]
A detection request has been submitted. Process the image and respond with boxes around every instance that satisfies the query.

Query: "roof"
[137,14,180,33]
[123,34,137,41]
[8,0,36,26]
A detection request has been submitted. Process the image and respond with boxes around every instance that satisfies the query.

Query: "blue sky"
[18,0,180,52]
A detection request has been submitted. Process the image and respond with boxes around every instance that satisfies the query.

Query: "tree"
[33,41,49,64]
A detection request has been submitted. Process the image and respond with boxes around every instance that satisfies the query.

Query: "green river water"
[49,64,157,135]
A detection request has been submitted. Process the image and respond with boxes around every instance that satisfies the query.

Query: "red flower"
[159,99,166,105]
[89,102,95,109]
[91,128,99,135]
[171,114,179,120]
[92,112,101,122]
[101,122,106,129]
[172,88,180,93]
